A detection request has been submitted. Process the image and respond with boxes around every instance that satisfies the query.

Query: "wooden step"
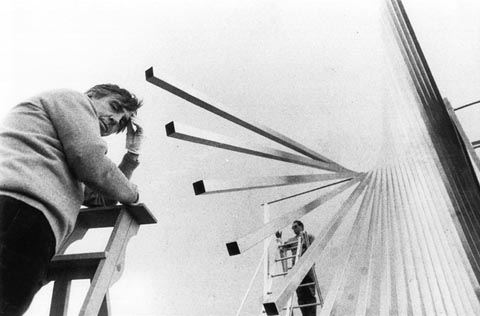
[47,252,107,281]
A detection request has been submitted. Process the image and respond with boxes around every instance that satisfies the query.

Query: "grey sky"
[1,0,480,315]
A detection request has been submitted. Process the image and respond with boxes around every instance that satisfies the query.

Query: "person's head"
[291,220,304,236]
[86,84,143,136]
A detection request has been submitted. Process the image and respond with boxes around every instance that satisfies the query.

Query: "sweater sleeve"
[83,152,140,207]
[41,90,138,204]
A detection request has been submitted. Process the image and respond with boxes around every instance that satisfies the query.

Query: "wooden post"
[79,209,139,316]
[49,276,71,316]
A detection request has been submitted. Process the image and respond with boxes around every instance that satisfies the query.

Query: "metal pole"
[454,100,480,111]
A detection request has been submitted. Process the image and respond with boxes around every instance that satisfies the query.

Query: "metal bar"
[454,100,480,111]
[473,140,480,149]
[401,161,451,314]
[193,172,357,195]
[262,173,371,315]
[226,176,363,256]
[235,250,266,316]
[271,272,288,278]
[393,164,434,314]
[275,255,296,262]
[416,159,480,313]
[388,0,480,283]
[265,178,355,206]
[321,169,378,315]
[146,67,352,172]
[408,158,470,314]
[386,167,415,315]
[166,121,345,172]
[291,302,322,309]
[353,168,383,315]
[297,282,315,287]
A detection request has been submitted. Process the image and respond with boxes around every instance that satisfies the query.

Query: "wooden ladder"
[268,233,323,315]
[47,204,157,316]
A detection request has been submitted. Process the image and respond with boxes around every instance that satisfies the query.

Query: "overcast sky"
[1,0,480,315]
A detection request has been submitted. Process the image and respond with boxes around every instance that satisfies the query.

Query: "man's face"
[92,95,134,136]
[291,222,303,236]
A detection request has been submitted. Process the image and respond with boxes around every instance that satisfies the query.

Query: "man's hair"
[293,220,304,229]
[86,84,143,133]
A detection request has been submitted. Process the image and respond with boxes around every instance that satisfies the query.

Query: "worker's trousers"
[0,196,55,316]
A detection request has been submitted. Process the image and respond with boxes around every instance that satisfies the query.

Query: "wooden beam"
[50,277,71,316]
[77,204,157,228]
[226,174,365,256]
[262,172,372,315]
[193,172,356,195]
[79,209,139,316]
[146,67,352,172]
[166,121,345,172]
[47,252,107,281]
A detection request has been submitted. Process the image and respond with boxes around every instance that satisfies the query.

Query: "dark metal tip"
[193,181,206,195]
[226,242,240,256]
[165,121,175,136]
[145,67,154,80]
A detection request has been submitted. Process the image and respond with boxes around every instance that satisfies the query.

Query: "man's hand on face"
[126,116,144,155]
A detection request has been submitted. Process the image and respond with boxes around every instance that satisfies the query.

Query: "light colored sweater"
[0,89,138,251]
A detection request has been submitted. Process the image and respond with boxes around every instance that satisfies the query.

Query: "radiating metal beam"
[264,179,353,206]
[320,169,377,315]
[454,100,480,111]
[387,0,480,282]
[444,98,480,173]
[226,175,364,256]
[166,121,344,172]
[193,172,357,195]
[146,67,353,172]
[262,172,372,315]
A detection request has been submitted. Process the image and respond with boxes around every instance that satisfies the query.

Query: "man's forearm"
[83,152,140,207]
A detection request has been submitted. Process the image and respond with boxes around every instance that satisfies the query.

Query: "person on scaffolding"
[279,220,317,316]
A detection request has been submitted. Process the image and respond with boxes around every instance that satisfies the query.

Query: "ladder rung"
[278,242,298,248]
[264,302,322,312]
[297,282,316,288]
[291,302,322,309]
[271,272,288,278]
[275,255,296,262]
[47,251,107,281]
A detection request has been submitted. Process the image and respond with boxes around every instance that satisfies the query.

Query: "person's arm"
[83,117,144,207]
[83,152,140,207]
[44,90,138,204]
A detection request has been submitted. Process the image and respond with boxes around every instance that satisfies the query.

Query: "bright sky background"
[1,0,480,315]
